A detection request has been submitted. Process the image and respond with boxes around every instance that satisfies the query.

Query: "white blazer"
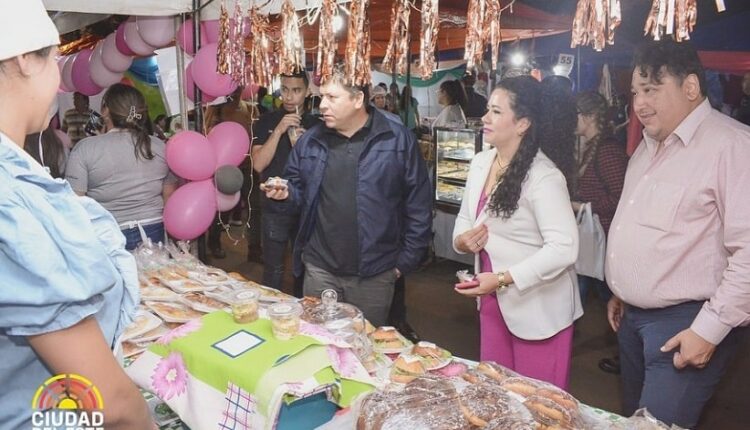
[452,148,583,340]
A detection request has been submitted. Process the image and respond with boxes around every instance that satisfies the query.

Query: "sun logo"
[31,374,104,430]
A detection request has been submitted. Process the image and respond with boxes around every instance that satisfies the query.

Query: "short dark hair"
[439,79,468,110]
[280,70,309,88]
[633,38,707,97]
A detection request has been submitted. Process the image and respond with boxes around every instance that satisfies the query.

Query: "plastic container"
[268,301,303,340]
[230,290,260,324]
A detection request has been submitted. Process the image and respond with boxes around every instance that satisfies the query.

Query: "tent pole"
[576,45,581,92]
[193,0,207,263]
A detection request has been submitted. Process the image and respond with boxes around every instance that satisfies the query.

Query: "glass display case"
[433,127,483,213]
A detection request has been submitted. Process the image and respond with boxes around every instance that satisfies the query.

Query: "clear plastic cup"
[268,302,303,340]
[230,290,260,324]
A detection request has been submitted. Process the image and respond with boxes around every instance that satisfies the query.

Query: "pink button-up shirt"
[606,99,750,345]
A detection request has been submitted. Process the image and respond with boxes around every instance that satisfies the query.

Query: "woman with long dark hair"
[0,1,152,427]
[452,75,581,389]
[66,83,178,250]
[24,126,68,178]
[433,79,468,129]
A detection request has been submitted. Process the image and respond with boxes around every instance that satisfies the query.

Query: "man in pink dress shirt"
[605,39,750,428]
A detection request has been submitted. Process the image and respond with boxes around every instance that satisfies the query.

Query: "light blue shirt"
[0,132,139,429]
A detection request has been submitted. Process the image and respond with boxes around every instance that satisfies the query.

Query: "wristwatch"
[496,271,511,290]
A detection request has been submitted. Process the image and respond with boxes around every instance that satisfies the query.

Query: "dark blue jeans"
[121,222,165,251]
[578,275,612,304]
[261,212,302,296]
[618,301,742,428]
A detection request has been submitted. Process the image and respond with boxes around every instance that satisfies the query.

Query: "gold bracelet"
[496,271,510,290]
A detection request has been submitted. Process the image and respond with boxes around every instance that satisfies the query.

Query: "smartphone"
[455,279,480,289]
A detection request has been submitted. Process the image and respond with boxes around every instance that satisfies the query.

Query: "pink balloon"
[184,62,217,103]
[57,56,72,92]
[165,130,217,180]
[53,128,72,150]
[207,121,250,167]
[216,191,241,212]
[101,32,133,73]
[176,19,207,56]
[115,22,136,56]
[62,54,77,92]
[203,20,221,44]
[71,48,103,96]
[192,43,237,97]
[164,180,217,240]
[124,18,156,56]
[90,42,123,88]
[136,16,175,48]
[241,83,260,100]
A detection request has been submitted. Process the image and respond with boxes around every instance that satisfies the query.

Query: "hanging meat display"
[643,0,697,42]
[248,7,273,88]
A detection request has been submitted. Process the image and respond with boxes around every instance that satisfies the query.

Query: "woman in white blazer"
[452,76,582,390]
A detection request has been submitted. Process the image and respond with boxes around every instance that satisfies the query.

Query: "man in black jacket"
[264,67,432,326]
[462,74,488,118]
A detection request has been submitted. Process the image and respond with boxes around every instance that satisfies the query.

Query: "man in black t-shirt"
[252,71,319,296]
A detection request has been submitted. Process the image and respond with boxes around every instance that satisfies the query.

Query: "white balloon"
[136,16,176,48]
[89,42,123,88]
[123,18,156,56]
[101,33,133,73]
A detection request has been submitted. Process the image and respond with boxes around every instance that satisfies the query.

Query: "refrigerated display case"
[434,127,483,213]
[432,127,483,265]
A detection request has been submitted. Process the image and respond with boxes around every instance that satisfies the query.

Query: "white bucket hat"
[0,0,59,61]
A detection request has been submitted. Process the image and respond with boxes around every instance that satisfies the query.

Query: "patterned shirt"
[62,108,93,144]
[576,137,628,235]
[606,99,750,345]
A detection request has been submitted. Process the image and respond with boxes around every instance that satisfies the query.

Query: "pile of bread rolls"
[357,361,585,430]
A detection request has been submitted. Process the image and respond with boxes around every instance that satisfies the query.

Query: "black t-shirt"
[304,114,373,276]
[252,109,320,181]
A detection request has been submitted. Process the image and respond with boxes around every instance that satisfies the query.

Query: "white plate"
[186,268,231,285]
[166,279,218,294]
[122,341,147,358]
[140,285,181,302]
[122,310,162,342]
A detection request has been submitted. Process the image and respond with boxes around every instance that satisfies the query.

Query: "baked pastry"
[459,383,511,427]
[524,395,579,429]
[476,361,514,382]
[411,341,451,369]
[500,377,541,398]
[390,355,426,384]
[536,387,579,412]
[484,416,537,430]
[462,368,494,385]
[371,326,406,350]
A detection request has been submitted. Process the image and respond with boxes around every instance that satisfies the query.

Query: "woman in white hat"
[0,1,153,428]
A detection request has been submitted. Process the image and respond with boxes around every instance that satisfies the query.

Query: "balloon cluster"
[58,16,176,96]
[163,122,250,241]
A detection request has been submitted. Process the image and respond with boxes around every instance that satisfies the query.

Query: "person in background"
[252,70,319,297]
[461,73,488,118]
[62,91,102,145]
[399,85,420,135]
[433,79,467,129]
[0,1,153,427]
[66,83,179,250]
[371,85,387,110]
[387,82,400,115]
[205,86,260,259]
[24,126,68,179]
[606,39,750,428]
[572,91,629,375]
[453,76,581,390]
[264,65,432,327]
[733,72,750,126]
